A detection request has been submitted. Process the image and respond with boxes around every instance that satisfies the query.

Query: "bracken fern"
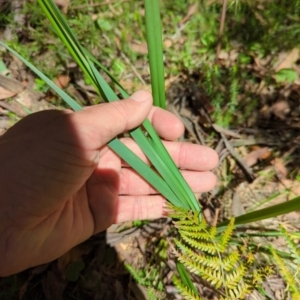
[169,205,271,299]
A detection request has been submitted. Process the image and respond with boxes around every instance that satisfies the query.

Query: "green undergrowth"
[2,1,300,299]
[2,0,300,126]
[126,205,300,299]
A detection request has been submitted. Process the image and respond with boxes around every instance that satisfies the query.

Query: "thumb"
[60,90,153,150]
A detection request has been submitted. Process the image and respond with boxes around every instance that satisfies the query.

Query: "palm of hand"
[0,93,218,276]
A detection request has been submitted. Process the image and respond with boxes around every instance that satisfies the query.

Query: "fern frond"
[280,225,300,264]
[172,207,274,299]
[222,249,240,271]
[125,262,147,286]
[225,264,247,289]
[270,246,299,295]
[180,235,219,255]
[175,216,207,228]
[224,280,251,299]
[179,229,215,241]
[168,206,190,220]
[175,239,223,270]
[177,255,223,288]
[219,218,235,252]
[173,276,204,300]
[175,222,207,233]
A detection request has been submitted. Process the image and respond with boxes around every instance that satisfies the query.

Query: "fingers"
[119,168,217,195]
[117,138,219,171]
[54,90,185,151]
[114,195,166,223]
[147,106,184,140]
[57,90,153,150]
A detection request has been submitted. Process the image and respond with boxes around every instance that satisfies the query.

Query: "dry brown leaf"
[119,80,150,92]
[54,0,70,13]
[244,147,271,167]
[15,89,48,112]
[218,50,229,60]
[0,86,17,100]
[0,100,27,117]
[275,48,299,72]
[0,74,24,94]
[53,75,70,89]
[165,75,179,90]
[271,158,288,178]
[130,42,148,54]
[271,100,290,120]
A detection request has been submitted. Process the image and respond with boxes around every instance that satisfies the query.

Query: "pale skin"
[0,90,218,277]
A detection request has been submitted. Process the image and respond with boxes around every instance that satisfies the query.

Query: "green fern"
[173,276,204,300]
[170,206,267,299]
[269,226,300,299]
[280,226,300,265]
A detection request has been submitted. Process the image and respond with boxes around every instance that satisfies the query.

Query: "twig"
[169,104,204,145]
[215,139,224,154]
[220,132,255,182]
[212,208,220,227]
[212,123,241,139]
[233,138,280,147]
[120,52,146,85]
[216,0,228,60]
[193,119,206,145]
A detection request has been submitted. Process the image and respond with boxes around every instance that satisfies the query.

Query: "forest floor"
[0,0,300,299]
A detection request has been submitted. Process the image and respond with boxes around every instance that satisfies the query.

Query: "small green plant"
[270,226,300,297]
[170,206,272,299]
[34,78,49,93]
[169,204,300,299]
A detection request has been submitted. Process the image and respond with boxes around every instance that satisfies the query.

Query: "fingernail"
[130,90,152,103]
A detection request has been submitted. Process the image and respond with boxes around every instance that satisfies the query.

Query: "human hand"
[0,90,218,276]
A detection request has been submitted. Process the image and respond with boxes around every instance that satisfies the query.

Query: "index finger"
[147,105,184,141]
[118,138,219,171]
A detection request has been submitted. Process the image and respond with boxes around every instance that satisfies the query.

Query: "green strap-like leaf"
[218,196,300,227]
[176,262,198,296]
[0,41,181,206]
[144,0,166,109]
[38,0,200,211]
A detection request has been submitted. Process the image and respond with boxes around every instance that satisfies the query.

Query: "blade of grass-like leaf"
[232,231,300,239]
[176,262,198,296]
[0,42,82,112]
[218,196,300,227]
[38,0,200,211]
[88,47,199,209]
[108,139,185,206]
[144,0,166,109]
[88,55,200,210]
[84,48,129,98]
[88,57,200,210]
[0,40,184,206]
[37,0,105,98]
[143,119,201,212]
